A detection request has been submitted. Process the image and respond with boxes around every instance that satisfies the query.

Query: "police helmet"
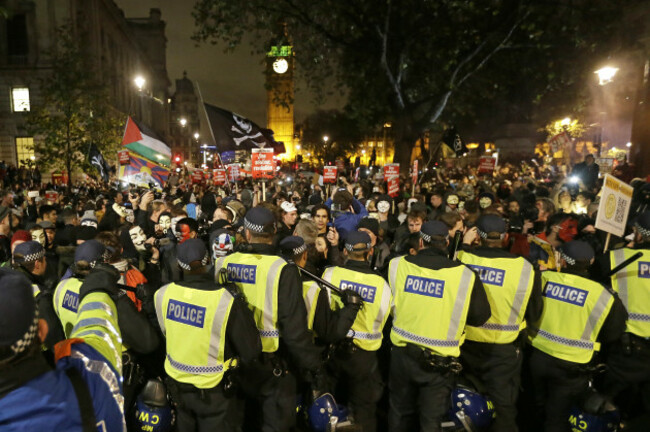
[568,389,620,432]
[447,385,495,431]
[130,379,174,432]
[308,393,349,432]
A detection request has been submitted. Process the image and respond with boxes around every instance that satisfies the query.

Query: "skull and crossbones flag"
[204,103,286,154]
[88,143,111,182]
[441,126,468,157]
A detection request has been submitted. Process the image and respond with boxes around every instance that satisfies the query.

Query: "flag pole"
[195,81,233,195]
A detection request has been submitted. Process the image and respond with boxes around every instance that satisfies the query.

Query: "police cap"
[634,210,650,237]
[177,238,210,270]
[558,240,594,265]
[475,214,507,239]
[279,235,307,257]
[420,220,449,243]
[13,241,45,264]
[344,230,372,252]
[74,239,107,266]
[244,207,276,234]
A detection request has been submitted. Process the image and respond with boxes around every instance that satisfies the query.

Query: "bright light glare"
[595,66,618,85]
[626,142,632,148]
[561,117,571,126]
[194,132,199,139]
[179,118,187,127]
[134,76,146,90]
[323,135,329,142]
[569,176,579,184]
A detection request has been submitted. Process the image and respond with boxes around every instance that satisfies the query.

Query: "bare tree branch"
[376,0,406,109]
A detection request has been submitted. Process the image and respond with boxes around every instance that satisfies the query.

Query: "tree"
[300,110,363,164]
[193,0,634,170]
[27,25,123,188]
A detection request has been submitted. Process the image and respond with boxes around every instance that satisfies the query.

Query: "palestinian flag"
[118,151,170,188]
[121,117,171,166]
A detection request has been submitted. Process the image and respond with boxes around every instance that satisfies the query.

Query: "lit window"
[15,137,34,165]
[11,87,30,112]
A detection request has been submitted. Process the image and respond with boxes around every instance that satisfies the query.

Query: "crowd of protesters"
[0,152,649,432]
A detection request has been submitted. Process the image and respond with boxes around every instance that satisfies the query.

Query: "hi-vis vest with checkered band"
[529,271,614,364]
[323,266,392,351]
[303,280,320,332]
[458,251,535,344]
[388,256,475,357]
[610,248,650,337]
[215,253,285,352]
[53,277,83,337]
[155,282,234,389]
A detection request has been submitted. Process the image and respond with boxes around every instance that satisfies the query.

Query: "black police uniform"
[389,246,491,432]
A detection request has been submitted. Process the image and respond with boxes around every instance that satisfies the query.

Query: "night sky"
[115,0,340,126]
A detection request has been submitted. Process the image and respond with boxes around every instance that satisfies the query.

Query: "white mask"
[171,216,183,238]
[159,215,171,234]
[129,226,147,252]
[31,229,45,246]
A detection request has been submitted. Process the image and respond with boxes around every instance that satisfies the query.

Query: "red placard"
[227,164,240,182]
[118,150,130,165]
[549,131,572,154]
[45,190,58,202]
[387,176,400,198]
[411,160,418,185]
[191,171,204,184]
[478,157,497,174]
[384,163,400,180]
[323,166,338,184]
[252,148,275,179]
[213,168,226,186]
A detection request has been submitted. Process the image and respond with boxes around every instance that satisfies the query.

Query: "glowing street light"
[595,66,618,85]
[179,118,187,127]
[134,76,146,90]
[561,117,571,127]
[193,132,199,140]
[296,144,301,150]
[323,135,329,143]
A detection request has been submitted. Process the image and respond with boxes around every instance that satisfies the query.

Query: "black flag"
[88,143,111,182]
[441,127,468,157]
[204,103,286,153]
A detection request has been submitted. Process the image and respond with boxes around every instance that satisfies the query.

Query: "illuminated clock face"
[273,58,289,74]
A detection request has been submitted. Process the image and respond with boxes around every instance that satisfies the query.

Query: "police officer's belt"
[405,343,462,374]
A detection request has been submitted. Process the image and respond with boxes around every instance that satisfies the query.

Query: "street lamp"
[595,66,618,86]
[134,76,146,91]
[193,132,199,140]
[179,118,187,127]
[201,144,208,165]
[323,135,329,143]
[561,117,571,127]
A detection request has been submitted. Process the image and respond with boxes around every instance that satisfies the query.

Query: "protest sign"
[323,166,338,184]
[478,157,497,174]
[227,164,240,182]
[252,148,275,179]
[387,176,400,198]
[384,163,400,180]
[118,150,130,165]
[213,168,226,186]
[549,132,572,154]
[595,174,633,238]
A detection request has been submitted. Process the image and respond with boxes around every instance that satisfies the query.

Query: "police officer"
[155,238,261,431]
[13,241,65,351]
[278,235,361,342]
[528,241,627,432]
[215,207,324,432]
[387,220,491,432]
[458,215,543,431]
[318,230,391,431]
[603,210,650,428]
[53,239,159,353]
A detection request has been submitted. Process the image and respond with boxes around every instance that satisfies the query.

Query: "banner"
[387,176,400,198]
[252,148,275,179]
[411,160,418,185]
[203,170,212,180]
[88,143,111,182]
[595,157,615,174]
[118,152,169,188]
[227,164,240,182]
[121,116,171,166]
[595,174,633,237]
[384,163,400,180]
[118,150,130,165]
[478,157,497,174]
[549,132,572,154]
[213,168,227,186]
[323,166,338,184]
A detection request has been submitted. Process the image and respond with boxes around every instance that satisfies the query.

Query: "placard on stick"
[595,174,633,239]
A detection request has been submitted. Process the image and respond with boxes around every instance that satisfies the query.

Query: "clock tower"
[266,25,296,160]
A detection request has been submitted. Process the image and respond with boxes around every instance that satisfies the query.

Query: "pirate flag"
[204,103,286,154]
[441,127,468,157]
[88,143,111,182]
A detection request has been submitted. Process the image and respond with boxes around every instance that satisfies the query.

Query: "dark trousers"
[461,340,522,432]
[168,380,242,432]
[528,349,590,432]
[327,347,384,432]
[604,337,650,431]
[388,346,454,432]
[239,364,297,432]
